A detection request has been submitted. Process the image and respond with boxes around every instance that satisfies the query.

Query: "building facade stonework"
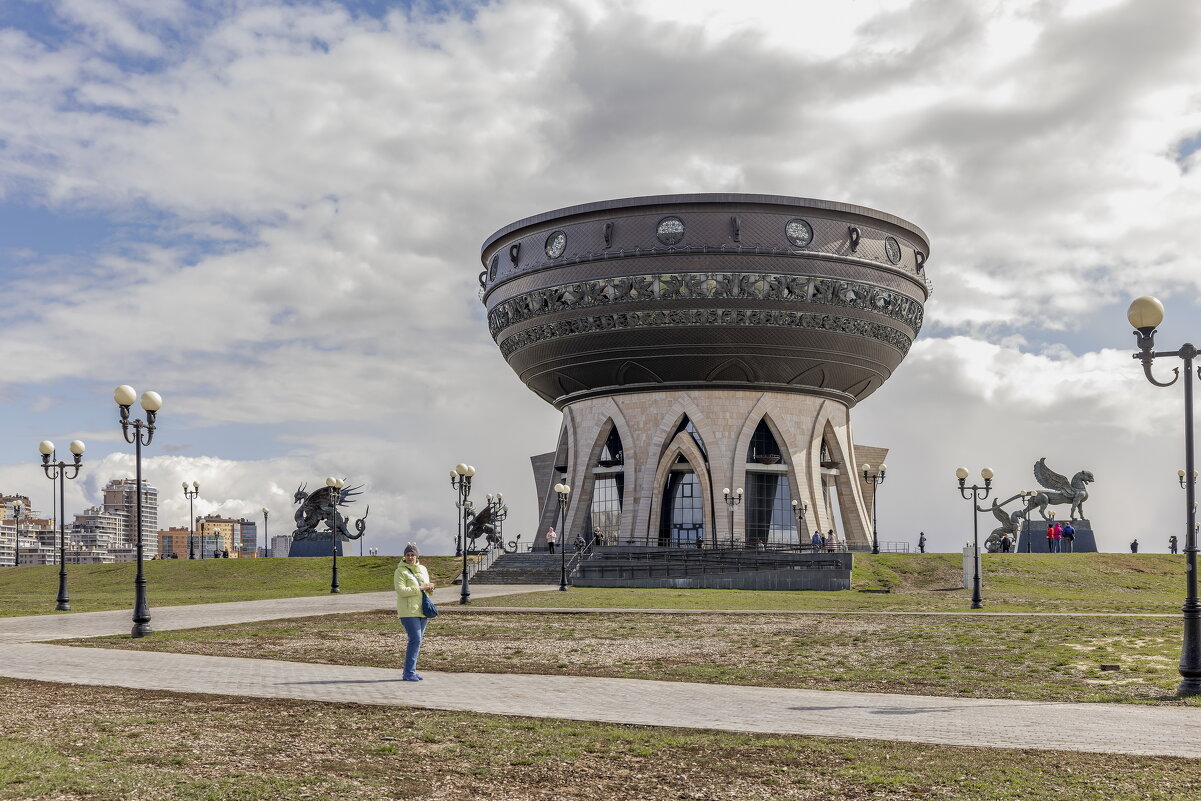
[480,194,928,549]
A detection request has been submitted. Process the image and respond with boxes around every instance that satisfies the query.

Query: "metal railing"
[578,547,847,580]
[564,540,593,580]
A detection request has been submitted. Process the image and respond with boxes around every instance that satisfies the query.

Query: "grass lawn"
[2,678,1200,801]
[0,556,463,618]
[70,608,1201,706]
[473,553,1192,613]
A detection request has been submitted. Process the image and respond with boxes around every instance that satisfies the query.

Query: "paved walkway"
[1,587,1199,758]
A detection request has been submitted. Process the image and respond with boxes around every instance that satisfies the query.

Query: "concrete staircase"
[469,552,566,585]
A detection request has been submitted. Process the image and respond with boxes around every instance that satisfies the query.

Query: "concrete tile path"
[2,586,1199,758]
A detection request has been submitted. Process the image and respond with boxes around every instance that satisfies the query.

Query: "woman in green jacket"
[395,543,435,681]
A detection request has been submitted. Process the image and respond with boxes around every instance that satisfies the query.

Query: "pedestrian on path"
[394,543,435,682]
[546,526,557,554]
[918,532,926,553]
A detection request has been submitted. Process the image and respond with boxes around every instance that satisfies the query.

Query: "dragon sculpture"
[464,504,497,549]
[291,481,368,543]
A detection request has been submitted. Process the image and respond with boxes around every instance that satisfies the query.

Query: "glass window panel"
[590,476,622,543]
[658,470,704,547]
[746,473,795,546]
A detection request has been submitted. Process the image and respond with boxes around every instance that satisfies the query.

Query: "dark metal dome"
[480,194,930,409]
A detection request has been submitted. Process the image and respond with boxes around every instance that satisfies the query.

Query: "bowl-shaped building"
[480,194,929,550]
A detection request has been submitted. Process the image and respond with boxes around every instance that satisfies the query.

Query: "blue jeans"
[400,616,428,677]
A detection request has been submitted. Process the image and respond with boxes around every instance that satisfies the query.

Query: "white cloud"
[1,0,1200,556]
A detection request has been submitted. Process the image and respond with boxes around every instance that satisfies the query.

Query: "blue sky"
[2,0,1201,554]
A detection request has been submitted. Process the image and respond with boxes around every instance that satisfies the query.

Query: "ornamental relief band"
[497,309,914,360]
[487,272,923,339]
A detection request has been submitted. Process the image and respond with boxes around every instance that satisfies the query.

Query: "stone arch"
[626,395,716,540]
[563,398,636,539]
[644,434,714,547]
[808,404,870,549]
[730,399,809,545]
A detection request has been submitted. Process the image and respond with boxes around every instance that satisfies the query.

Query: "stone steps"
[469,552,570,585]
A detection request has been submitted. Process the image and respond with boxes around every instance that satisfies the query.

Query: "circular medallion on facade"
[544,231,567,259]
[656,216,685,245]
[884,236,902,264]
[785,218,813,248]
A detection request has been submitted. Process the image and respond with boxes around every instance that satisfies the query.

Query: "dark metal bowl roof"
[482,193,929,255]
[479,194,930,410]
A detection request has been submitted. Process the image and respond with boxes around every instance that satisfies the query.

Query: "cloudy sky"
[2,0,1200,556]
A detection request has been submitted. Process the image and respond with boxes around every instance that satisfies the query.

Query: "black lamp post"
[261,507,269,557]
[182,481,200,559]
[722,487,743,548]
[39,439,85,611]
[451,463,475,604]
[325,476,344,593]
[1019,490,1034,553]
[791,499,808,550]
[861,462,887,555]
[555,481,571,591]
[114,384,161,638]
[1128,295,1201,696]
[12,501,23,568]
[956,466,993,610]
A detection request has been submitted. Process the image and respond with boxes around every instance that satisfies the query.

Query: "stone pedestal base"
[1017,519,1097,553]
[287,538,344,557]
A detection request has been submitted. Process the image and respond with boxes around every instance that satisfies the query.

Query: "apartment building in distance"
[0,494,57,567]
[101,478,159,560]
[195,515,259,558]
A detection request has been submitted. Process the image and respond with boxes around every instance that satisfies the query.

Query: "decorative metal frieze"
[488,271,923,338]
[498,308,913,360]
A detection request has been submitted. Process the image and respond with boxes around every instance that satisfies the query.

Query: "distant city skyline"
[2,0,1200,555]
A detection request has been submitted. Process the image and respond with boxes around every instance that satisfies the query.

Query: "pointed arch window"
[658,464,704,546]
[591,426,624,544]
[747,419,784,465]
[674,416,707,460]
[598,428,623,467]
[819,438,839,469]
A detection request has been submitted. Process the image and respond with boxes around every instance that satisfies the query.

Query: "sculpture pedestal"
[288,537,344,557]
[1017,519,1097,553]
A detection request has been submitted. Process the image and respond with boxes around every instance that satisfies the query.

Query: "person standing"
[394,543,435,682]
[1130,538,1139,553]
[918,532,926,553]
[1000,532,1011,553]
[1046,523,1055,553]
[545,526,557,554]
[1170,534,1179,554]
[1051,521,1063,554]
[1062,522,1075,553]
[810,530,822,550]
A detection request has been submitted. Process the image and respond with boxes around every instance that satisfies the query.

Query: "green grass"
[3,678,1201,800]
[474,553,1191,613]
[0,556,462,617]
